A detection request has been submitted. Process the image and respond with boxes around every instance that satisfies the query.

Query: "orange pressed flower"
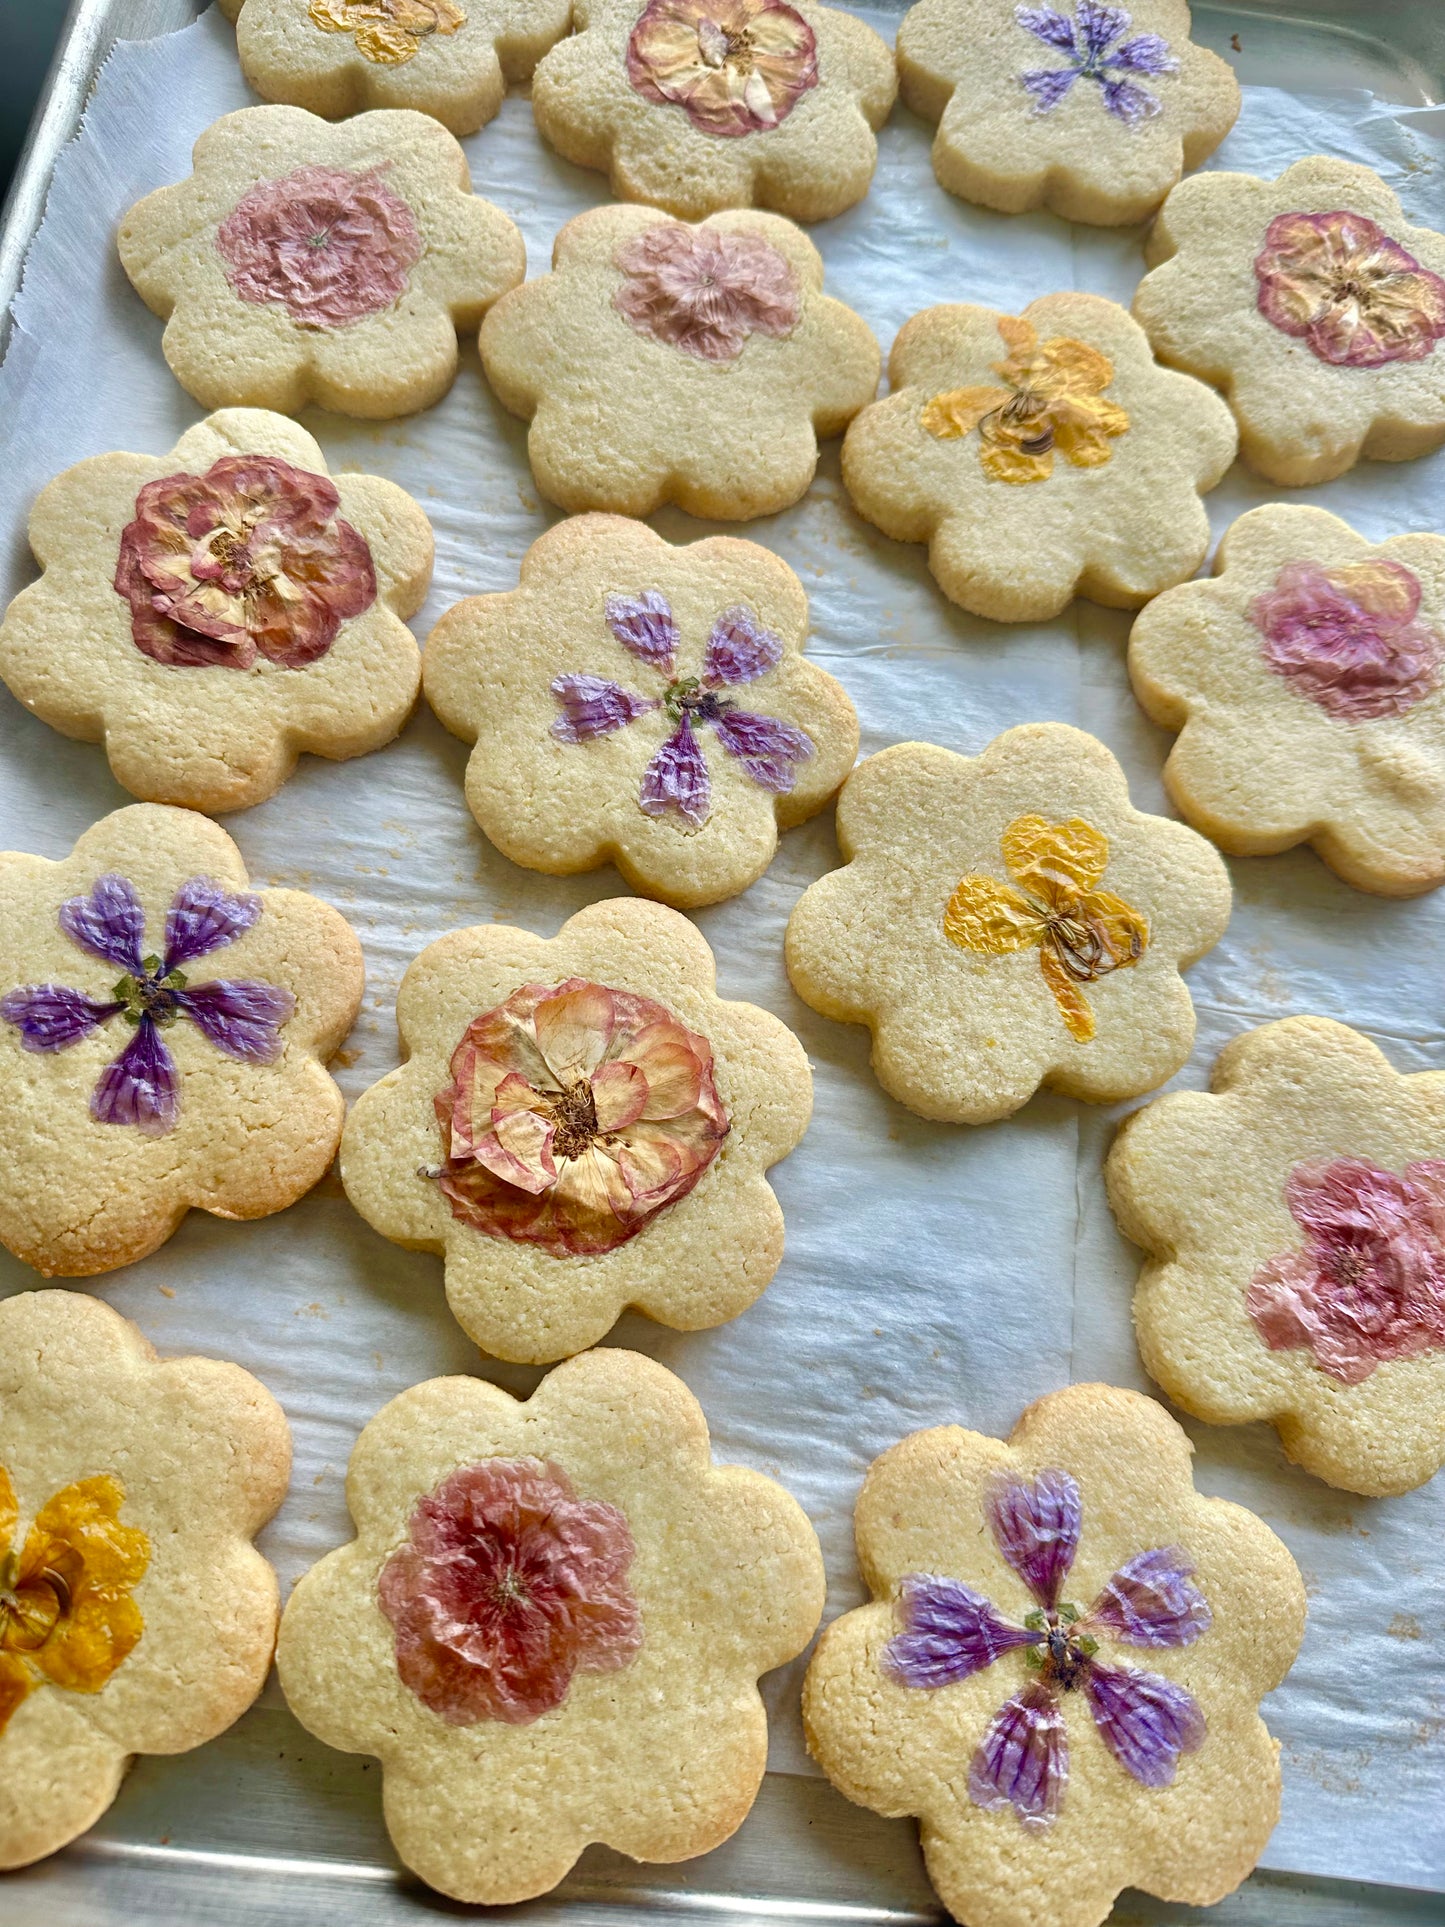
[309,0,466,67]
[943,815,1148,1042]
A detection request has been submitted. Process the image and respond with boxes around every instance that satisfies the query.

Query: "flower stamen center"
[1024,1601,1098,1690]
[113,956,188,1027]
[548,1079,599,1161]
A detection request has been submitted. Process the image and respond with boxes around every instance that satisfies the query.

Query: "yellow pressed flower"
[943,814,1148,1042]
[309,0,467,67]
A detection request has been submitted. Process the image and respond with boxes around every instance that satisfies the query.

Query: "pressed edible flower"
[1249,557,1442,722]
[626,0,819,139]
[309,0,466,66]
[1253,210,1445,369]
[1015,2,1178,124]
[612,222,801,362]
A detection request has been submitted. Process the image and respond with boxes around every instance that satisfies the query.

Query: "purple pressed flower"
[969,1682,1068,1831]
[641,717,712,826]
[1016,0,1177,123]
[604,590,681,673]
[551,675,659,745]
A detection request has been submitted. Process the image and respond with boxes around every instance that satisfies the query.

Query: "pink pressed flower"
[215,164,423,331]
[378,1458,642,1725]
[1253,210,1445,369]
[626,0,818,139]
[1249,558,1442,722]
[1247,1156,1445,1383]
[612,222,801,363]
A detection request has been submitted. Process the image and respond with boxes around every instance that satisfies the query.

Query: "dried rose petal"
[613,223,801,364]
[1249,558,1441,722]
[626,0,819,139]
[986,1469,1081,1611]
[968,1680,1068,1830]
[1254,210,1445,368]
[882,1574,1039,1687]
[1083,1662,1205,1787]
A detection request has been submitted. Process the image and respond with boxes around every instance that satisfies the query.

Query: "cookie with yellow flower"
[0,1290,290,1869]
[1134,155,1445,485]
[530,0,897,222]
[784,724,1230,1124]
[841,292,1236,622]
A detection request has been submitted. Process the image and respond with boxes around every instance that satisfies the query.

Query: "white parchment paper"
[1,2,1443,1893]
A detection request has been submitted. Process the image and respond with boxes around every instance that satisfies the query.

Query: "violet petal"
[882,1575,1038,1688]
[640,719,711,827]
[986,1468,1081,1611]
[711,709,813,794]
[1084,1662,1206,1788]
[163,877,262,970]
[968,1680,1068,1830]
[1021,67,1080,109]
[1111,31,1177,74]
[59,874,146,972]
[1014,5,1080,53]
[0,985,120,1052]
[604,590,679,674]
[177,980,296,1062]
[91,1015,179,1136]
[702,606,783,686]
[551,675,657,744]
[1077,0,1130,60]
[1087,1547,1212,1648]
[1101,76,1161,122]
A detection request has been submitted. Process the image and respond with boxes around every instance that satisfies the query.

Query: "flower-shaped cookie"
[220,0,571,136]
[1108,1017,1445,1496]
[424,515,859,908]
[0,804,362,1277]
[531,0,897,221]
[0,1290,290,1868]
[0,410,432,815]
[802,1384,1305,1927]
[896,0,1239,225]
[479,203,880,519]
[1130,505,1445,897]
[277,1347,824,1901]
[339,896,811,1360]
[118,105,525,419]
[1133,156,1445,485]
[786,726,1230,1124]
[841,293,1235,621]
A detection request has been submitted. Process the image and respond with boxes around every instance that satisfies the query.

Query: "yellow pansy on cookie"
[1130,504,1445,897]
[841,293,1235,622]
[1108,1017,1445,1497]
[479,203,881,519]
[219,0,571,136]
[339,897,812,1360]
[784,725,1230,1124]
[802,1385,1305,1927]
[0,1290,290,1869]
[530,0,897,221]
[1133,156,1445,485]
[118,105,525,419]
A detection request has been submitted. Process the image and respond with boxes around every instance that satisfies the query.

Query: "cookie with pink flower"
[479,202,880,519]
[118,105,524,419]
[803,1383,1305,1927]
[1129,504,1445,897]
[1134,154,1445,484]
[423,514,859,908]
[1109,1016,1445,1497]
[530,0,896,221]
[278,1347,824,1902]
[0,409,433,815]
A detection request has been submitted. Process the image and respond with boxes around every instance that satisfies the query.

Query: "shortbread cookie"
[1129,504,1445,897]
[220,0,571,137]
[0,804,363,1276]
[531,0,897,222]
[0,1290,290,1869]
[785,725,1230,1124]
[118,105,525,418]
[0,410,432,815]
[897,0,1238,226]
[840,292,1235,622]
[1109,1017,1445,1497]
[479,203,880,519]
[1133,156,1445,485]
[339,896,811,1360]
[802,1384,1305,1927]
[278,1347,824,1902]
[424,515,859,908]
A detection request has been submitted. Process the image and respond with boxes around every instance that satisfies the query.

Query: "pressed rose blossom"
[612,222,801,362]
[215,163,423,331]
[551,591,813,826]
[1253,210,1445,369]
[625,0,819,139]
[1247,1156,1445,1385]
[1015,2,1178,124]
[921,316,1130,485]
[1248,557,1442,722]
[944,814,1148,1043]
[308,0,467,67]
[434,977,729,1257]
[378,1457,642,1725]
[113,454,377,672]
[1,873,295,1136]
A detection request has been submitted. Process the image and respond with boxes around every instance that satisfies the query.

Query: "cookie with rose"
[802,1383,1306,1927]
[0,409,433,815]
[1109,1016,1445,1497]
[118,104,524,419]
[530,0,897,222]
[1133,155,1445,485]
[0,804,362,1277]
[479,202,880,519]
[0,1290,291,1869]
[220,0,572,137]
[277,1347,825,1902]
[423,514,859,909]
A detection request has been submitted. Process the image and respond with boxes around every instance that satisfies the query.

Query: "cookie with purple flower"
[803,1383,1305,1927]
[1134,155,1445,484]
[0,804,362,1277]
[118,105,524,419]
[1109,1017,1445,1496]
[424,515,858,908]
[896,0,1237,225]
